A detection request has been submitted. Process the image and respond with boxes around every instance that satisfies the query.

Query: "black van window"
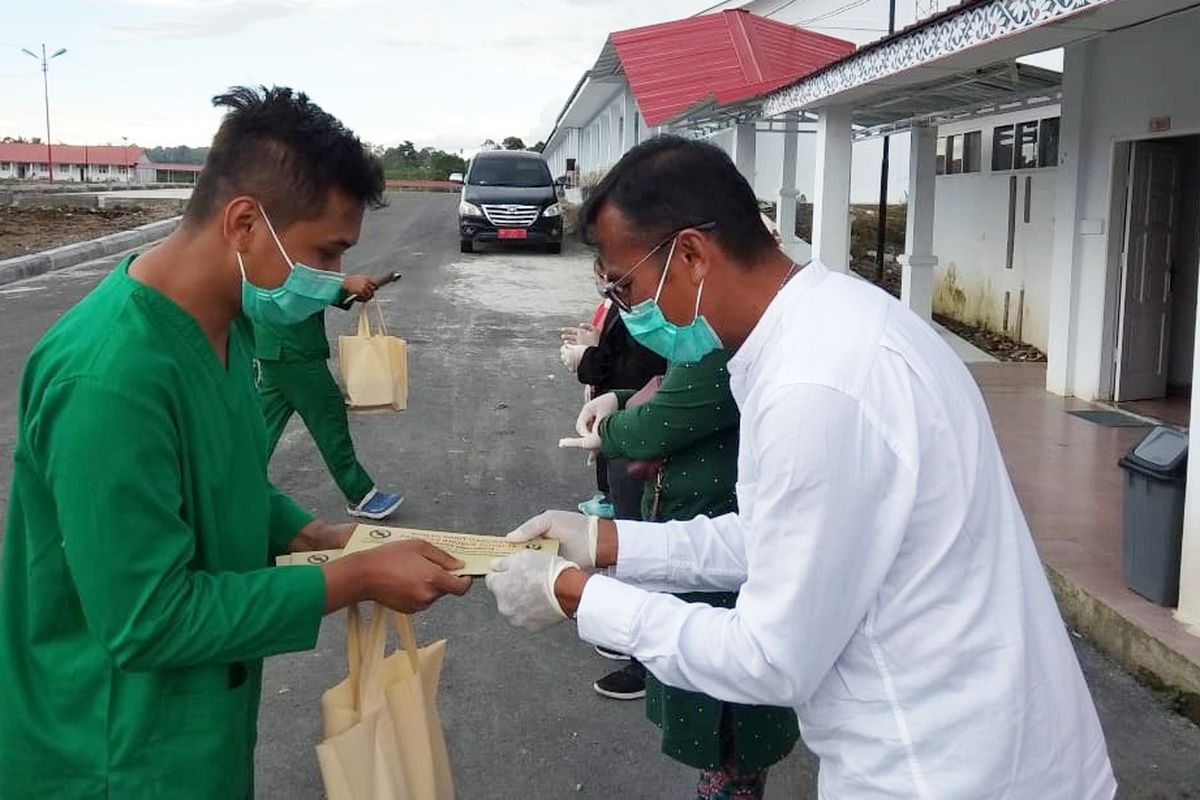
[468,156,552,188]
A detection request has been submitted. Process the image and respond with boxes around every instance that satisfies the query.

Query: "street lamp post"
[21,44,67,184]
[122,136,130,185]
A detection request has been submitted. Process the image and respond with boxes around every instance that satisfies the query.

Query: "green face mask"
[237,204,344,326]
[619,237,723,364]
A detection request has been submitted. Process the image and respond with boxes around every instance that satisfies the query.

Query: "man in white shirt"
[487,135,1116,798]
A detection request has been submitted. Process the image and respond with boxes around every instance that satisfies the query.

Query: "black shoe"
[594,645,631,661]
[593,662,646,700]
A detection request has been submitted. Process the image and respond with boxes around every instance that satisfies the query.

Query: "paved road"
[0,191,1197,798]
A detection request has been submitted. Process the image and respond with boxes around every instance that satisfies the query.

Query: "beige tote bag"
[316,604,454,800]
[338,302,409,412]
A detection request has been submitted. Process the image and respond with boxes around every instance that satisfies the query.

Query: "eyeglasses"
[595,221,716,312]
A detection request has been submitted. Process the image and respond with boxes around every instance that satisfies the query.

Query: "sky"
[0,0,706,153]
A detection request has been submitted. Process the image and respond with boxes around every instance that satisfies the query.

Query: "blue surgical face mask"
[237,204,344,326]
[619,237,723,363]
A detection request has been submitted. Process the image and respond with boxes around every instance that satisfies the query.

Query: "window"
[98,165,109,174]
[1038,117,1060,168]
[962,131,982,173]
[466,154,552,187]
[946,135,962,174]
[0,162,9,170]
[992,117,1061,171]
[937,131,981,175]
[993,125,1015,171]
[1015,121,1039,169]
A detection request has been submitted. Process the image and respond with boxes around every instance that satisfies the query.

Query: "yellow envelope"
[342,525,560,576]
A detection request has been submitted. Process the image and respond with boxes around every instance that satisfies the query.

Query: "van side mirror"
[448,172,464,183]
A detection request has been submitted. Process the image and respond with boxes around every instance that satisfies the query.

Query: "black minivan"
[453,150,563,254]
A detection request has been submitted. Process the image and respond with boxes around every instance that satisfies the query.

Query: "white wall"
[1053,7,1200,401]
[931,107,1060,351]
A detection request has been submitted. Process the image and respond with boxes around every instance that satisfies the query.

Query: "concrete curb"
[1047,565,1200,718]
[0,216,180,286]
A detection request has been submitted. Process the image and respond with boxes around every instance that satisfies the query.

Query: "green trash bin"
[1118,426,1188,606]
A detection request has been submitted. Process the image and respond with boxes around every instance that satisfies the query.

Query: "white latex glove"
[560,343,588,372]
[507,510,598,569]
[576,392,618,436]
[561,324,600,347]
[486,549,579,632]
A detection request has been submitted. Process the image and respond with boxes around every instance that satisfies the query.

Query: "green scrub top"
[0,256,328,798]
[252,292,347,363]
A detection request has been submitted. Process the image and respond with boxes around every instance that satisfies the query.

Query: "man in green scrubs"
[0,86,471,798]
[254,279,405,521]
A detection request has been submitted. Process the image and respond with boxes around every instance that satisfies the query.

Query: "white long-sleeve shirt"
[576,261,1116,799]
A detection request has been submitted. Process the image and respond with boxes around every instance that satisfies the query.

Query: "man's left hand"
[486,550,581,631]
[289,520,355,553]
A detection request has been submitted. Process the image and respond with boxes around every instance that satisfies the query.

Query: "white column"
[1046,41,1093,396]
[899,124,938,322]
[622,91,638,154]
[1178,288,1200,632]
[812,105,853,270]
[777,112,804,262]
[733,121,757,188]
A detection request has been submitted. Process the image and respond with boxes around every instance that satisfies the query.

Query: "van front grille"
[482,204,540,228]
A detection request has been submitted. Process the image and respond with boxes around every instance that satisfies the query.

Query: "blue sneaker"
[577,493,614,519]
[348,488,404,520]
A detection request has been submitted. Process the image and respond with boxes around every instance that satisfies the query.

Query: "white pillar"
[1046,41,1093,397]
[899,124,938,322]
[733,121,757,188]
[777,112,804,262]
[1177,285,1200,632]
[812,105,853,270]
[622,91,638,154]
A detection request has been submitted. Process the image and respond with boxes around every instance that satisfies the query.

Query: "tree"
[480,139,499,151]
[501,136,526,151]
[530,141,545,153]
[377,141,467,181]
[145,145,209,165]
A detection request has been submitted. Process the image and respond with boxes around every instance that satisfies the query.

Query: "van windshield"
[468,156,552,188]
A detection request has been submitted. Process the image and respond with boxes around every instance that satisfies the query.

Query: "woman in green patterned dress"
[593,349,800,800]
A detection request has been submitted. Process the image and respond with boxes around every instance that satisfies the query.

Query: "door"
[1116,141,1181,401]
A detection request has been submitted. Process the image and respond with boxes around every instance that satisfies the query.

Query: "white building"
[748,0,1200,636]
[542,1,1066,345]
[0,142,202,185]
[542,9,856,264]
[0,142,141,183]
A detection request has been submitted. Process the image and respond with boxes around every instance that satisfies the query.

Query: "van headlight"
[459,201,483,218]
[542,203,562,218]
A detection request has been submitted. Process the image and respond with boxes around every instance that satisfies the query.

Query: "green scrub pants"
[257,358,374,506]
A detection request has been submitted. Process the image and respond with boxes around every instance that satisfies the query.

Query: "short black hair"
[581,135,774,263]
[183,85,385,229]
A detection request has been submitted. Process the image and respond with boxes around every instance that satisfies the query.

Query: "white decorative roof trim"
[763,0,1111,117]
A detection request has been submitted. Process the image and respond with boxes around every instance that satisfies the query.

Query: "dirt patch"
[0,205,180,261]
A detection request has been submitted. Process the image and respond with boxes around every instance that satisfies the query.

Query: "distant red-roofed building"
[0,141,202,184]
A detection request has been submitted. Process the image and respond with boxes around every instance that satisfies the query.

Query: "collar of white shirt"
[726,258,830,406]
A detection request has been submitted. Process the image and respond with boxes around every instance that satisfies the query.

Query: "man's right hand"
[342,274,378,302]
[323,539,471,613]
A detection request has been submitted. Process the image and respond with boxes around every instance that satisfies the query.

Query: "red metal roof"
[0,143,144,166]
[609,10,855,127]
